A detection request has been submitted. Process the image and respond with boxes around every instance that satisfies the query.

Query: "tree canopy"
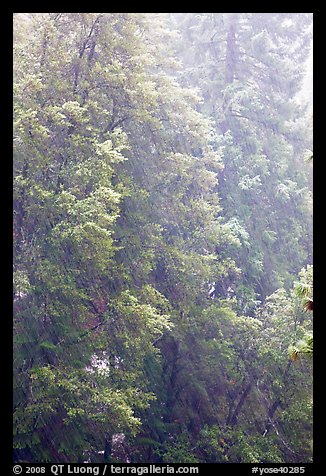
[13,13,313,464]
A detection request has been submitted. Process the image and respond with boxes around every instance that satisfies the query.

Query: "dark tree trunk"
[104,437,113,462]
[225,18,237,84]
[227,380,253,426]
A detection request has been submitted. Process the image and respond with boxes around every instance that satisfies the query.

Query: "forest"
[13,13,313,464]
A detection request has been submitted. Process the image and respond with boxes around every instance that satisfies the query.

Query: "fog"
[13,13,313,465]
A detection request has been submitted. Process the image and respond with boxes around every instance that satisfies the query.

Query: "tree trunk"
[227,380,253,426]
[225,16,238,84]
[104,436,112,462]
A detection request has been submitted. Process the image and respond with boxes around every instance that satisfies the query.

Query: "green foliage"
[171,12,313,301]
[196,425,284,463]
[13,13,312,464]
[159,432,199,463]
[288,334,313,361]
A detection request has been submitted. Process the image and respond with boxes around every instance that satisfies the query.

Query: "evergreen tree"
[13,13,313,464]
[170,13,313,304]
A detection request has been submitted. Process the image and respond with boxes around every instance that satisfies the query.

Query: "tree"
[13,13,236,462]
[169,13,313,303]
[13,13,313,464]
[13,13,173,462]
